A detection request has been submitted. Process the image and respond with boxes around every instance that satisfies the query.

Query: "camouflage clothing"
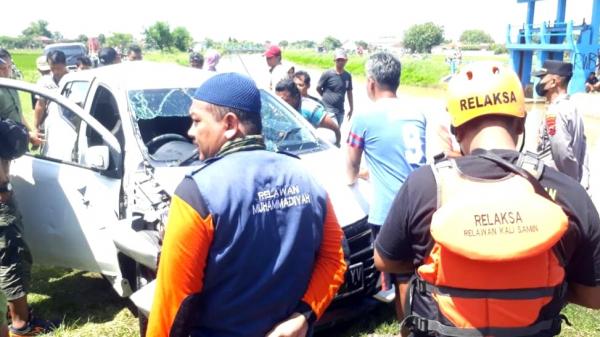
[0,199,32,301]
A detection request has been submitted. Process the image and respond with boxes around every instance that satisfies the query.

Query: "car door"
[0,78,124,278]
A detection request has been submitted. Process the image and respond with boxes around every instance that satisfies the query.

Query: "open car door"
[0,78,125,282]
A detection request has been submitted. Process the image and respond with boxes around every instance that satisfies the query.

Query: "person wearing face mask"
[533,60,589,189]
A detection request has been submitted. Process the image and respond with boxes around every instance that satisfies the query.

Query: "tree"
[98,34,106,45]
[279,40,289,48]
[403,22,444,53]
[322,36,342,51]
[460,29,494,45]
[355,40,368,50]
[290,40,316,49]
[144,21,173,51]
[22,20,52,38]
[77,34,88,44]
[107,32,134,51]
[172,27,192,52]
[52,31,63,41]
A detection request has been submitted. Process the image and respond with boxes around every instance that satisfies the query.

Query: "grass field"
[284,49,509,88]
[6,49,600,337]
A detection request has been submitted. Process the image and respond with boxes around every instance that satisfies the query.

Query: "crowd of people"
[0,42,599,337]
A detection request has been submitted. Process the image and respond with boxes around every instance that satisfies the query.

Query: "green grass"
[143,50,190,66]
[25,264,600,337]
[284,49,510,89]
[11,50,42,84]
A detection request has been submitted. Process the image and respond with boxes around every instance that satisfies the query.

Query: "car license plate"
[337,262,364,297]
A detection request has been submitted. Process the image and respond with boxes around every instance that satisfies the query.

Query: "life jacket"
[404,151,569,337]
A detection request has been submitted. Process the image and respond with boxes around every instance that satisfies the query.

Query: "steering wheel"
[146,133,189,153]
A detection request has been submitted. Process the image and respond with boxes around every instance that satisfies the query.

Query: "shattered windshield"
[128,88,193,120]
[126,88,324,164]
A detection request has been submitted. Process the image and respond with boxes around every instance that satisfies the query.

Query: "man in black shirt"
[375,62,600,337]
[317,49,353,127]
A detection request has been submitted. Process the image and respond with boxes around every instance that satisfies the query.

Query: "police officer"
[534,59,589,189]
[374,62,600,337]
[147,73,346,337]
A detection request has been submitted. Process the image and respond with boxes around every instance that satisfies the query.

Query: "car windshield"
[127,88,325,164]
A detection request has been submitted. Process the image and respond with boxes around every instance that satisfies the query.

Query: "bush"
[492,43,508,55]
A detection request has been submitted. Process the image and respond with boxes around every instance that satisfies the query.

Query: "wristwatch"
[0,182,12,193]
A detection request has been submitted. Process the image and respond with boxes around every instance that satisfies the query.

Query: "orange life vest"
[404,155,569,337]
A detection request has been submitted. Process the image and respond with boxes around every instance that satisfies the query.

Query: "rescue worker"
[534,60,589,189]
[374,62,600,337]
[146,73,346,337]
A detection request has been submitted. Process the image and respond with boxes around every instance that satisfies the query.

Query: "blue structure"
[506,0,600,94]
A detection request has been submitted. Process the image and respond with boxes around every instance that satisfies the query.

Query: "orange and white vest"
[405,157,569,337]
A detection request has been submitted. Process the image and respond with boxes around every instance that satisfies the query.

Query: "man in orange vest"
[374,62,600,337]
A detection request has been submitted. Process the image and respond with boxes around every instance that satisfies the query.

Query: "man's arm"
[316,72,327,96]
[146,185,213,337]
[346,143,362,185]
[374,248,415,274]
[567,283,600,309]
[346,90,354,120]
[32,99,47,131]
[18,110,43,146]
[346,118,365,185]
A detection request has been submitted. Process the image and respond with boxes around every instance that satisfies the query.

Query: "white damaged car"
[0,61,381,333]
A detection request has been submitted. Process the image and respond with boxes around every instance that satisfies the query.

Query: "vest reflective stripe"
[408,159,568,336]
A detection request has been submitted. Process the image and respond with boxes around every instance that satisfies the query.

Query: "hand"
[265,312,308,337]
[29,129,45,147]
[358,168,370,181]
[346,109,353,120]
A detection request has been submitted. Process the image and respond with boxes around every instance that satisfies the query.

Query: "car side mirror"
[82,145,110,170]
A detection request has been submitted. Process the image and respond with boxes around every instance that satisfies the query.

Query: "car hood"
[149,148,370,227]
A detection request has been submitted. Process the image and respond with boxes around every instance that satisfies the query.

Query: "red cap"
[264,45,281,58]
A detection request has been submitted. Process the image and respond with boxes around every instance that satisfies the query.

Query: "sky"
[0,0,593,44]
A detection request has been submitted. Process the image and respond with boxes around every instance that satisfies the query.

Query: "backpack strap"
[430,158,455,209]
[516,151,544,180]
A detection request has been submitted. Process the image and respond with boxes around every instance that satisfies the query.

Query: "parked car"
[0,61,381,334]
[43,42,87,70]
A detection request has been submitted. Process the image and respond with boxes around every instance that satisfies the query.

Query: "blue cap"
[193,73,261,114]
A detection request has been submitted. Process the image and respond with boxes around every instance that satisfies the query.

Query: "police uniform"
[537,94,589,188]
[376,149,600,337]
[534,60,589,189]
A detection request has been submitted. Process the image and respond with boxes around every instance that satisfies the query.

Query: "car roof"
[44,42,86,49]
[62,61,215,91]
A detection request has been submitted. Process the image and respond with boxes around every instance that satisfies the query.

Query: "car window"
[45,45,86,66]
[62,81,91,108]
[260,91,324,154]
